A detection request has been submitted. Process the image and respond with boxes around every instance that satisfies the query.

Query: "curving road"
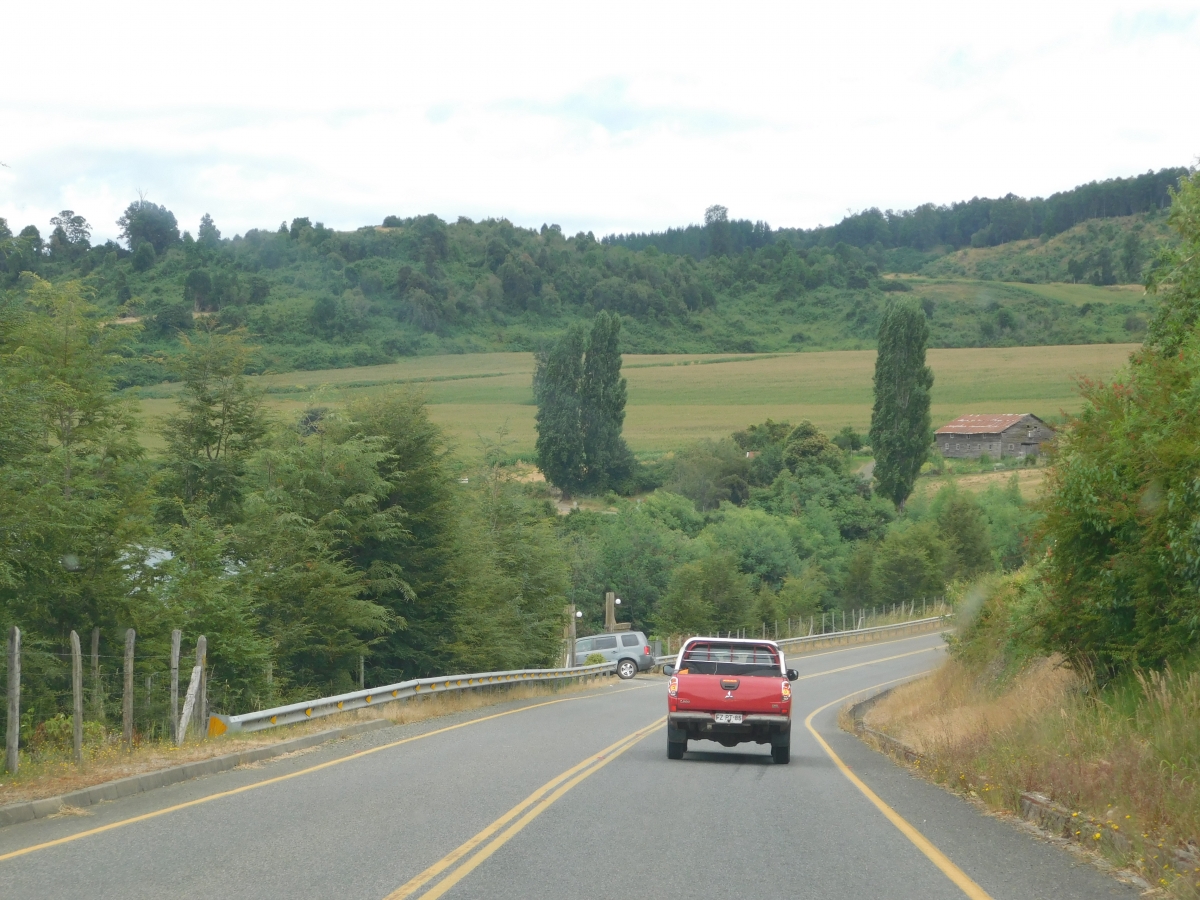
[0,631,1136,899]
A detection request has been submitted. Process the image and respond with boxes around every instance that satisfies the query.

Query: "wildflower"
[1094,833,1101,840]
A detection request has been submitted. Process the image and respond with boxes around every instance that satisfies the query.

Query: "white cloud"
[2,0,1198,244]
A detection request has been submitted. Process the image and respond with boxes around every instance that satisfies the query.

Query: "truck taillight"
[668,676,679,698]
[781,679,791,702]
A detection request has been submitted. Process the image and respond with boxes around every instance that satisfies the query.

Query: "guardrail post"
[6,626,20,774]
[71,630,83,765]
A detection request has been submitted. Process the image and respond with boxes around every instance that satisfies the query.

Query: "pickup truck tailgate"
[676,673,785,712]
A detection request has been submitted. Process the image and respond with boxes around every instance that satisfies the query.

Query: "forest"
[0,169,1183,385]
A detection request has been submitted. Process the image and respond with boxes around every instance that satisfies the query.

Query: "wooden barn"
[935,414,1054,460]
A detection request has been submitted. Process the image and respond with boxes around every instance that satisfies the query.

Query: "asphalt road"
[0,631,1138,900]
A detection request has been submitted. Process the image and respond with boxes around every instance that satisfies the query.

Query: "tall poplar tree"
[580,311,632,491]
[534,325,586,498]
[869,298,933,511]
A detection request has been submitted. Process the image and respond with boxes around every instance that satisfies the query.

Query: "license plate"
[714,713,743,724]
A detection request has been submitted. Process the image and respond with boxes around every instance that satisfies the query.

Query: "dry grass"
[862,656,1200,896]
[865,655,1078,759]
[910,467,1048,501]
[0,676,612,808]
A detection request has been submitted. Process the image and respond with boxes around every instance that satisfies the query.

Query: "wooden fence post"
[6,626,19,774]
[177,665,202,746]
[123,629,135,750]
[91,627,102,722]
[71,630,83,766]
[195,636,207,740]
[170,629,181,743]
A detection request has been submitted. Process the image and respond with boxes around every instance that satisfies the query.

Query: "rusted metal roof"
[936,414,1033,435]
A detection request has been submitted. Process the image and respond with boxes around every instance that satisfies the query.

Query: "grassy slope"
[920,212,1174,283]
[130,344,1136,459]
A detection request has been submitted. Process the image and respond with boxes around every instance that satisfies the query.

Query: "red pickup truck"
[663,638,799,764]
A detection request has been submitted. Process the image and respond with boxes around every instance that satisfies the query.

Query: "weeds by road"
[859,578,1200,897]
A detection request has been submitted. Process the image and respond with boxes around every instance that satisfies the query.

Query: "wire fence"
[658,597,950,658]
[3,626,213,774]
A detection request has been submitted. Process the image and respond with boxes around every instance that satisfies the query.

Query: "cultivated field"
[133,344,1137,458]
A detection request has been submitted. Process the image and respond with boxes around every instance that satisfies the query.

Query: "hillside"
[0,213,1154,387]
[919,211,1174,284]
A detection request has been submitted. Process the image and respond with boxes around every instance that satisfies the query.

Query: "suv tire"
[617,658,638,680]
[668,739,686,760]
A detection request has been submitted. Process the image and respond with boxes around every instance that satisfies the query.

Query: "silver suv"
[575,631,655,679]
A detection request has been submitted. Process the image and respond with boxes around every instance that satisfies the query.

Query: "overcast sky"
[2,1,1198,245]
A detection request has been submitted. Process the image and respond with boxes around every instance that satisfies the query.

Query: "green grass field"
[132,344,1138,459]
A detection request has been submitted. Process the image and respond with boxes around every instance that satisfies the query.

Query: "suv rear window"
[621,634,641,647]
[680,642,781,676]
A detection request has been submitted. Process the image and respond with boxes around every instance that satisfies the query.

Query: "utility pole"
[604,592,616,633]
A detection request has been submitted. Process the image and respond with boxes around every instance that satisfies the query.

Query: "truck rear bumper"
[669,712,790,726]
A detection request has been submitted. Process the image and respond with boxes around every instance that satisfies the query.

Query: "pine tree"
[580,311,632,491]
[869,298,933,511]
[534,325,586,498]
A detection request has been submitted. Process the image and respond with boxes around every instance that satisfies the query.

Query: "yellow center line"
[386,717,665,900]
[0,682,653,864]
[805,677,995,900]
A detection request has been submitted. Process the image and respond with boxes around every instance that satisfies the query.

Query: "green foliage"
[870,298,934,510]
[657,552,752,635]
[1037,174,1200,677]
[783,421,844,475]
[117,200,180,254]
[580,311,633,491]
[583,652,606,666]
[535,313,634,495]
[159,329,268,519]
[833,426,864,451]
[534,325,586,496]
[665,439,749,510]
[1146,171,1200,354]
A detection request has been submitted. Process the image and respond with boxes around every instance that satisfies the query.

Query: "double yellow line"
[385,716,665,900]
[0,683,653,864]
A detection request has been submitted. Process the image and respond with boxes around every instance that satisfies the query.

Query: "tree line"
[0,283,572,734]
[605,168,1190,258]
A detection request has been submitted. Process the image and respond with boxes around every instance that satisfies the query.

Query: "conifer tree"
[869,298,933,511]
[580,311,632,491]
[534,325,586,498]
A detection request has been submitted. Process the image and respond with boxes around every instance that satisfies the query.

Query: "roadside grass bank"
[0,675,614,810]
[853,569,1200,897]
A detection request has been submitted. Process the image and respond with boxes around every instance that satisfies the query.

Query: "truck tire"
[617,658,638,680]
[771,742,790,764]
[668,739,686,759]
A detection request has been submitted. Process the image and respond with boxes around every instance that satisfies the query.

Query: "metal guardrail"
[653,614,950,665]
[209,661,617,736]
